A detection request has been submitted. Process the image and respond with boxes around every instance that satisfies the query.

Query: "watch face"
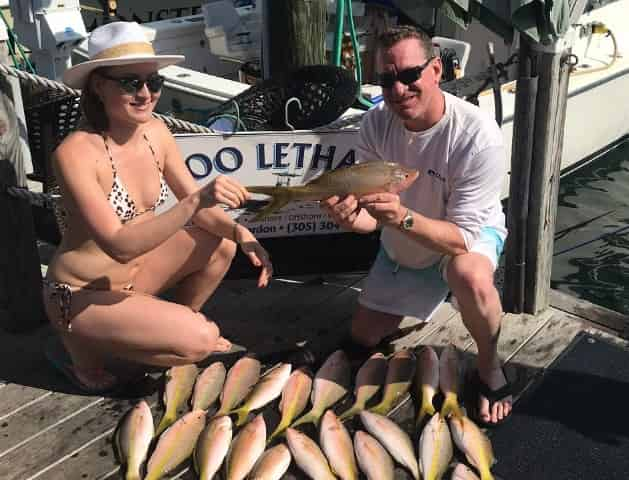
[401,211,413,230]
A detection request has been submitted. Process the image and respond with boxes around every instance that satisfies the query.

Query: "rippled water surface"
[552,139,629,314]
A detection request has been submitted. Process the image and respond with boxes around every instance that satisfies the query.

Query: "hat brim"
[63,54,185,89]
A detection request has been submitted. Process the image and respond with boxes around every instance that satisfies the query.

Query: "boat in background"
[21,0,629,275]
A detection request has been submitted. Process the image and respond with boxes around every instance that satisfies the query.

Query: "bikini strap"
[143,133,162,173]
[102,134,118,175]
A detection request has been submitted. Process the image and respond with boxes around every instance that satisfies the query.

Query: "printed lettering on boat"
[160,129,360,239]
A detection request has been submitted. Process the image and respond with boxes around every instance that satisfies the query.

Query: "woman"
[44,21,273,393]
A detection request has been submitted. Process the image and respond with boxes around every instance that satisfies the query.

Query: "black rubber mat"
[490,332,629,480]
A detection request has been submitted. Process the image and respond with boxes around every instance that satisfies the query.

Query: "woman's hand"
[234,224,273,288]
[197,175,250,210]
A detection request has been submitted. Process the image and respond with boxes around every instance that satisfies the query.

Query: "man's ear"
[431,57,443,84]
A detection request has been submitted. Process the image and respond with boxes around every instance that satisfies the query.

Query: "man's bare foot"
[477,364,513,425]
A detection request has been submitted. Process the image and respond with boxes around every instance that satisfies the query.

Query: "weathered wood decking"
[0,266,627,479]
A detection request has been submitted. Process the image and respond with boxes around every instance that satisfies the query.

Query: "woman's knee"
[203,238,236,274]
[175,313,221,363]
[217,237,237,262]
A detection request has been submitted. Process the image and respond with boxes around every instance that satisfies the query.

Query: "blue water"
[552,138,629,314]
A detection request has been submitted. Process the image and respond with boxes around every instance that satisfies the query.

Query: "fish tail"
[480,469,495,480]
[290,409,318,428]
[415,398,436,428]
[230,407,250,427]
[213,405,229,419]
[124,469,141,480]
[267,419,290,444]
[144,469,160,480]
[368,399,390,416]
[247,187,292,221]
[337,403,362,422]
[154,412,175,437]
[441,393,464,419]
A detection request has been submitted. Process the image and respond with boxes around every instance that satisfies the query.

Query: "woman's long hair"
[79,69,109,132]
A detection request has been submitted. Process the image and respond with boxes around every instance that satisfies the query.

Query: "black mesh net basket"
[206,64,359,132]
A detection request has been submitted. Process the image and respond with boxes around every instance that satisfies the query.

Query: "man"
[322,25,512,426]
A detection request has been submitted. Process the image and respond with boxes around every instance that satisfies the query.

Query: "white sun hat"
[63,21,185,89]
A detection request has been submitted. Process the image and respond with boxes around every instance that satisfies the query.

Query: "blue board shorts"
[358,227,505,320]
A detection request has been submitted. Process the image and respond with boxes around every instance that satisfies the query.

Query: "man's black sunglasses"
[99,72,165,94]
[376,57,434,89]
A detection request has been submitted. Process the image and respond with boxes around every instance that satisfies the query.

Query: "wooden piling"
[524,45,571,314]
[264,0,327,79]
[503,38,538,314]
[0,42,46,332]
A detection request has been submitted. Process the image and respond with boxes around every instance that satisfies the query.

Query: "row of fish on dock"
[113,345,497,480]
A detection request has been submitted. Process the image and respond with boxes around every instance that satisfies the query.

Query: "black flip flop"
[44,336,122,395]
[465,367,513,429]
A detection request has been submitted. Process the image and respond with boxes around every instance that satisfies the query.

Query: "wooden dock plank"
[549,289,629,338]
[416,311,473,351]
[0,384,52,420]
[505,309,586,401]
[222,276,362,356]
[1,270,625,479]
[391,302,459,351]
[0,396,145,480]
[466,310,555,360]
[0,393,102,459]
[38,397,164,480]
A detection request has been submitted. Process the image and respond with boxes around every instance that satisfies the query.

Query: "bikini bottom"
[42,279,134,333]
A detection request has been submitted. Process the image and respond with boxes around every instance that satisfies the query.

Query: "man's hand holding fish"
[321,166,418,232]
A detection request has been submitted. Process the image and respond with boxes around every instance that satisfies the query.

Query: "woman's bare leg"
[44,226,236,387]
[132,225,236,311]
[49,290,225,368]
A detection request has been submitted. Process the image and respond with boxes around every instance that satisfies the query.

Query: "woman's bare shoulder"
[146,116,175,140]
[55,129,103,162]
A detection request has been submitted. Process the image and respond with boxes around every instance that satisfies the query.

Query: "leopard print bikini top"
[104,133,169,223]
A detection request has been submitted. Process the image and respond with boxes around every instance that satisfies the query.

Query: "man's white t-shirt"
[356,91,508,269]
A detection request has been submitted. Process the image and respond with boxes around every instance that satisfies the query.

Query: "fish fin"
[246,186,281,196]
[290,409,318,428]
[415,399,436,428]
[154,413,174,437]
[230,407,250,427]
[441,393,464,419]
[250,195,291,222]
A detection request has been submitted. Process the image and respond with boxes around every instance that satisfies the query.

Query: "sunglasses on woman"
[376,57,434,89]
[99,72,165,95]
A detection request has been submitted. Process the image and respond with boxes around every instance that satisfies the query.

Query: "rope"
[4,186,59,210]
[0,64,213,134]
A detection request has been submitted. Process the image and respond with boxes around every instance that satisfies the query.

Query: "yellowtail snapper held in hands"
[246,162,420,221]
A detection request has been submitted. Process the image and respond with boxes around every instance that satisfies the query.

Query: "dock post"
[503,34,572,315]
[0,36,46,331]
[263,0,327,79]
[503,38,537,314]
[524,43,571,314]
